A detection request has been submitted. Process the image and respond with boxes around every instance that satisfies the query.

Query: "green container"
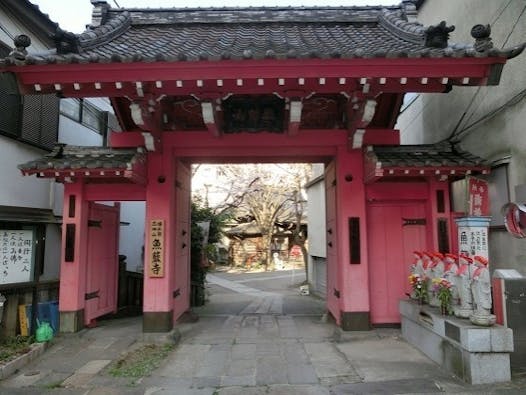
[35,321,54,342]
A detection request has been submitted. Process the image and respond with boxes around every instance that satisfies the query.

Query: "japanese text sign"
[0,229,34,285]
[468,177,489,216]
[458,226,488,259]
[149,219,164,278]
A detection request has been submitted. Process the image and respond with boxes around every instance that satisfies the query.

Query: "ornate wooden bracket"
[288,99,302,136]
[129,94,163,151]
[347,95,377,149]
[201,100,222,137]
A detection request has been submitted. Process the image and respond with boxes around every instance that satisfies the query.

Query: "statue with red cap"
[443,253,459,307]
[470,255,496,326]
[454,254,474,318]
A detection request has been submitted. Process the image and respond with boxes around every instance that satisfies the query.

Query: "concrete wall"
[396,0,526,274]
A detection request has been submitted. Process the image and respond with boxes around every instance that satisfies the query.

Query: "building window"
[20,94,60,150]
[0,71,59,151]
[59,98,109,135]
[59,98,81,121]
[400,92,419,113]
[0,73,20,138]
[0,41,10,58]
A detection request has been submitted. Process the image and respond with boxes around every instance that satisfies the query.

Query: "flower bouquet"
[433,278,453,315]
[409,273,428,304]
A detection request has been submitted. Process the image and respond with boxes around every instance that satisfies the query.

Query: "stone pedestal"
[400,299,513,384]
[470,311,496,326]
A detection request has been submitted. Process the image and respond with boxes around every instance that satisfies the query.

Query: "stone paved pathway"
[1,270,525,394]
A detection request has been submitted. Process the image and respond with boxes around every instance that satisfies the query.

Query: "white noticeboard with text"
[0,229,35,285]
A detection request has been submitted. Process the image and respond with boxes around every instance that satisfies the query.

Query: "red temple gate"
[4,2,524,332]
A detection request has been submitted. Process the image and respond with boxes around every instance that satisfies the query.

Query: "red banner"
[468,177,489,216]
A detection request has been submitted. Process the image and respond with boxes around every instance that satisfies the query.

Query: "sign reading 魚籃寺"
[0,229,34,285]
[149,219,164,278]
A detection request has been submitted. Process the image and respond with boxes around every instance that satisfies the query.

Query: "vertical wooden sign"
[149,219,164,278]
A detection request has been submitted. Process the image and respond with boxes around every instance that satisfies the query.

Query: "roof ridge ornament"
[53,28,80,54]
[424,21,455,49]
[9,35,31,61]
[469,23,525,59]
[90,0,111,28]
[401,0,418,23]
[471,24,493,52]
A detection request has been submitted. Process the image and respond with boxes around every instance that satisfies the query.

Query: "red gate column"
[59,181,89,333]
[143,152,176,332]
[336,146,371,330]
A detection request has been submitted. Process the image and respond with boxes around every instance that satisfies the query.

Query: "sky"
[32,0,398,33]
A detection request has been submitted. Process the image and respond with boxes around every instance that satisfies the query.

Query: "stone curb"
[0,341,48,380]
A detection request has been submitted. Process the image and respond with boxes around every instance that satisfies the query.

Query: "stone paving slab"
[155,344,210,377]
[330,378,442,394]
[217,384,331,395]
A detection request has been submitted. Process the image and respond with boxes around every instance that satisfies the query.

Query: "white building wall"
[0,140,53,208]
[307,180,327,258]
[306,163,327,296]
[396,0,526,274]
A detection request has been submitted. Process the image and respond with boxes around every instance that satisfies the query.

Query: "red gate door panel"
[85,202,120,325]
[368,202,427,324]
[174,161,191,320]
[324,161,339,322]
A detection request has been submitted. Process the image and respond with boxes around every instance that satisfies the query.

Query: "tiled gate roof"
[3,1,524,66]
[18,144,146,182]
[364,141,490,182]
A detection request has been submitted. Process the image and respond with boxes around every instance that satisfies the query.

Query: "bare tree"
[192,163,312,271]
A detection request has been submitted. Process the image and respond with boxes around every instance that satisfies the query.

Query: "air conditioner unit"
[493,269,526,370]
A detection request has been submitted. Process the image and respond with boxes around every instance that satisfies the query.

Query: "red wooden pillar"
[59,181,89,332]
[173,161,191,322]
[335,146,371,330]
[143,151,177,332]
